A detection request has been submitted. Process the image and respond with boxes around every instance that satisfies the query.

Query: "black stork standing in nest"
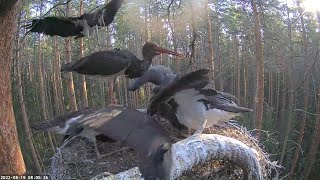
[60,42,183,83]
[24,0,124,38]
[32,105,172,180]
[147,69,253,136]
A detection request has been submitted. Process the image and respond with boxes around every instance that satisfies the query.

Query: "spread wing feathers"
[25,0,124,37]
[83,0,124,27]
[60,50,133,75]
[31,107,96,131]
[148,69,210,115]
[77,105,172,180]
[25,16,82,37]
[199,89,252,113]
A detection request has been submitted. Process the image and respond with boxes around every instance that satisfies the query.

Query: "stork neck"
[142,53,155,63]
[140,56,153,70]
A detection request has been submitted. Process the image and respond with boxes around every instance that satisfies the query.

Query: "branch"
[186,0,198,70]
[92,134,278,180]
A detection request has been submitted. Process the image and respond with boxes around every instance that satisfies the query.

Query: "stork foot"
[193,119,207,135]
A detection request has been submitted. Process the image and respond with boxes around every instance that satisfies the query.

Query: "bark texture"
[0,0,26,175]
[288,1,309,177]
[251,0,264,134]
[79,0,89,108]
[65,1,78,111]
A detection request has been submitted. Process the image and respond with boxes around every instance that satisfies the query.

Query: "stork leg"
[93,139,104,158]
[194,119,207,135]
[95,25,101,49]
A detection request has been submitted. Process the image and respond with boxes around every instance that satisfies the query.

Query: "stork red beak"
[155,46,184,58]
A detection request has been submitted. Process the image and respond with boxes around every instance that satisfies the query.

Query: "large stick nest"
[47,117,279,180]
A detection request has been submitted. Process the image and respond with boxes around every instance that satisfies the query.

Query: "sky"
[280,0,320,14]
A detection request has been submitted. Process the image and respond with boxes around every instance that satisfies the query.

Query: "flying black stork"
[32,105,172,180]
[147,69,253,136]
[24,0,124,38]
[61,42,183,83]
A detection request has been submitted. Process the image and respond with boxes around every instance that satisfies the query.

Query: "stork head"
[142,42,183,60]
[139,142,172,180]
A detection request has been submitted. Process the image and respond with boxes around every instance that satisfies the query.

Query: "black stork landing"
[24,0,124,38]
[61,42,183,82]
[33,105,172,180]
[147,69,253,135]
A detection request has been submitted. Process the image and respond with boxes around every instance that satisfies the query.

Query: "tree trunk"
[251,0,264,135]
[65,1,78,111]
[205,0,214,84]
[53,37,65,113]
[233,35,240,99]
[79,0,88,108]
[302,12,320,179]
[288,1,309,176]
[243,44,248,104]
[38,37,55,151]
[0,0,26,175]
[189,0,197,71]
[16,34,42,173]
[302,83,320,178]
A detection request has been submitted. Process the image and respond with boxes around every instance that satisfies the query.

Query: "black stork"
[24,0,124,38]
[31,107,116,158]
[61,42,183,83]
[147,69,253,135]
[33,105,172,180]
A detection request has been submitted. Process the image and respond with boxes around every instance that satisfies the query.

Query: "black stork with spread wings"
[24,0,124,38]
[147,69,252,136]
[32,105,172,180]
[61,42,183,82]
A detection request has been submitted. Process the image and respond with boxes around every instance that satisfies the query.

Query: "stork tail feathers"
[218,105,253,113]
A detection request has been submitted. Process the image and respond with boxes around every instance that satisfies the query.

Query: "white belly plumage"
[173,89,207,130]
[205,108,239,127]
[173,89,239,131]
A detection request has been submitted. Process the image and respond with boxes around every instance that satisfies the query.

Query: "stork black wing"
[157,101,187,130]
[201,92,253,113]
[79,105,172,180]
[31,107,96,131]
[61,50,135,75]
[25,0,124,37]
[148,69,210,115]
[80,0,124,27]
[25,16,83,37]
